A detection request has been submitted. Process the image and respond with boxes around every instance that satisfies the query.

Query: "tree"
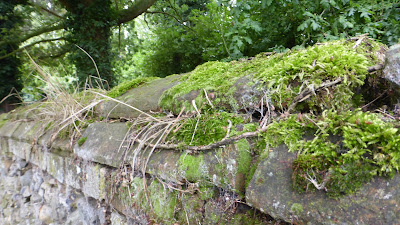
[0,0,27,112]
[0,0,157,90]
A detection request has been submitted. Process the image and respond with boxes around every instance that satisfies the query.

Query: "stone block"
[97,74,182,119]
[82,162,108,200]
[74,122,129,168]
[8,139,31,160]
[246,144,400,224]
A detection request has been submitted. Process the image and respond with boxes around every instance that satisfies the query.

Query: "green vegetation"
[263,109,400,198]
[77,136,87,146]
[107,77,159,98]
[177,154,206,182]
[169,109,246,146]
[160,39,384,113]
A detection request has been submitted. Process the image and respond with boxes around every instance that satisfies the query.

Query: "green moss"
[199,185,215,200]
[107,77,159,98]
[178,154,206,182]
[149,180,178,221]
[236,139,253,189]
[170,109,245,146]
[290,203,304,215]
[289,110,400,197]
[160,38,383,113]
[77,137,87,146]
[0,119,8,129]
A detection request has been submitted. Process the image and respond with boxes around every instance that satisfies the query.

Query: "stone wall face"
[0,155,128,225]
[0,119,274,225]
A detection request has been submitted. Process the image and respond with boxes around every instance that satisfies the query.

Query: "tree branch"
[0,37,65,60]
[117,0,158,25]
[143,124,271,152]
[28,1,65,19]
[145,10,193,31]
[0,23,65,47]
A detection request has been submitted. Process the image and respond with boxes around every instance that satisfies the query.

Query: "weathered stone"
[8,139,31,160]
[97,74,182,119]
[74,122,129,167]
[110,211,128,225]
[46,152,65,183]
[0,121,20,138]
[39,205,54,224]
[64,157,83,190]
[81,162,108,200]
[135,140,253,194]
[19,169,33,187]
[384,44,400,87]
[246,144,400,224]
[21,186,32,198]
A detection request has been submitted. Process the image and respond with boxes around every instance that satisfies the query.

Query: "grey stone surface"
[97,73,182,119]
[384,44,400,87]
[246,144,400,224]
[74,122,129,167]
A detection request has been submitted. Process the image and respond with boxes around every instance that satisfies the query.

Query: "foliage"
[65,0,116,87]
[0,1,25,102]
[131,0,399,80]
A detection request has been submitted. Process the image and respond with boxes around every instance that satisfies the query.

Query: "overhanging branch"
[117,0,158,25]
[0,37,65,60]
[0,23,65,48]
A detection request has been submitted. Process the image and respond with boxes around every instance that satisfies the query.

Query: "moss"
[199,185,215,200]
[107,77,159,98]
[0,119,8,129]
[236,139,253,190]
[149,180,178,222]
[170,109,245,146]
[289,110,400,197]
[160,38,383,113]
[290,203,304,215]
[44,121,54,131]
[77,137,87,146]
[178,154,206,182]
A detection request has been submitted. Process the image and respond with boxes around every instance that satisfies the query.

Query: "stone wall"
[0,117,277,225]
[1,41,400,224]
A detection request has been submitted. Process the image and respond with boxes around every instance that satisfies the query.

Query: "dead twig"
[287,77,343,113]
[142,123,272,152]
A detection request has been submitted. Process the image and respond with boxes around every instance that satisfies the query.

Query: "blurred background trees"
[0,0,399,106]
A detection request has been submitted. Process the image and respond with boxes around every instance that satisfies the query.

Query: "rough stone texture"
[97,74,182,119]
[74,122,129,167]
[246,144,400,224]
[0,155,110,225]
[384,44,400,87]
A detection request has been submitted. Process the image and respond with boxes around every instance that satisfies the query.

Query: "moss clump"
[160,38,384,112]
[107,77,159,98]
[236,139,254,190]
[178,154,206,182]
[149,180,178,222]
[290,203,304,215]
[170,108,245,146]
[77,136,87,146]
[284,110,400,197]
